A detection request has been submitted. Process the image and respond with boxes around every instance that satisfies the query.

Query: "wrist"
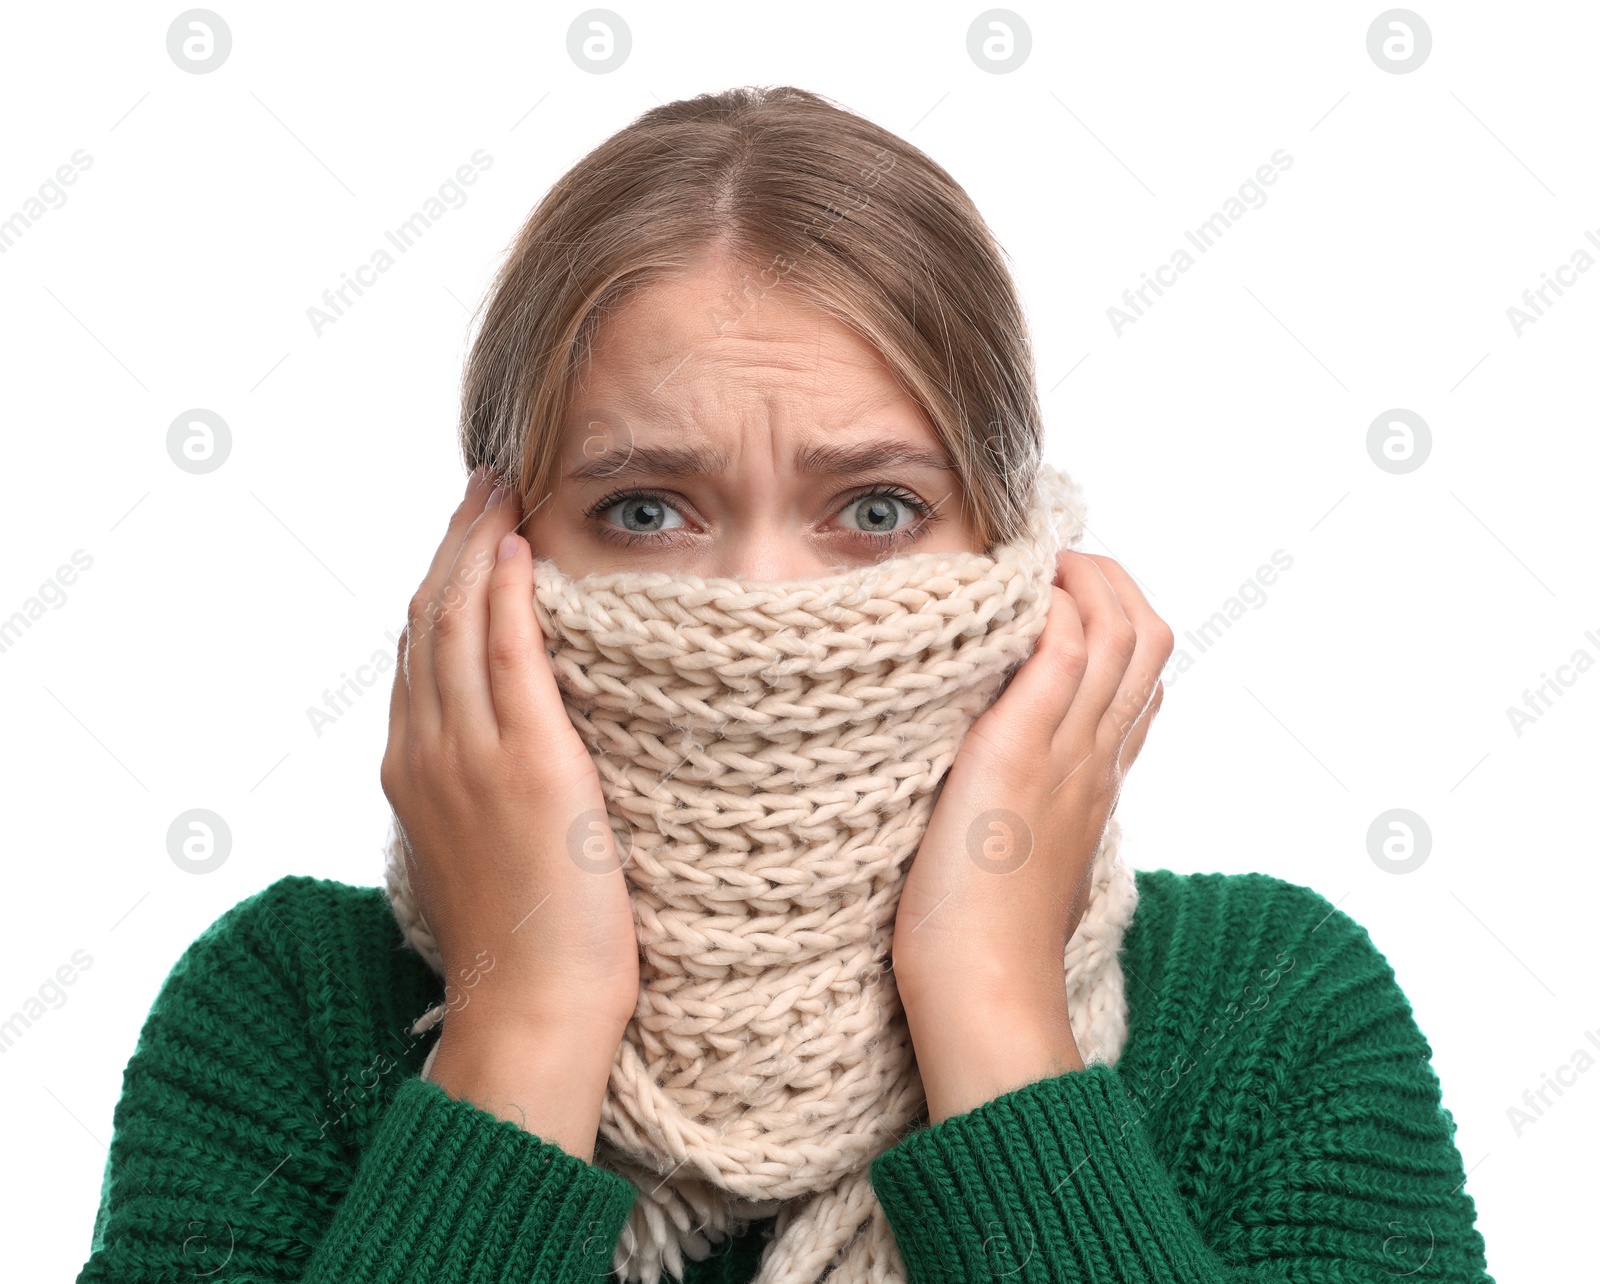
[901,984,1085,1125]
[427,1011,624,1160]
[436,1005,627,1090]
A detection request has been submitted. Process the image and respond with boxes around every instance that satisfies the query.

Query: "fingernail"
[466,467,491,497]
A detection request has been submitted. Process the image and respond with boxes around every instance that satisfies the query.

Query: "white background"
[2,2,1594,1279]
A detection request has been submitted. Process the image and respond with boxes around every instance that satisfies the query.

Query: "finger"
[971,582,1086,753]
[433,484,525,742]
[1053,551,1136,745]
[1117,679,1164,776]
[484,529,567,751]
[1081,556,1174,748]
[384,624,411,776]
[407,468,497,736]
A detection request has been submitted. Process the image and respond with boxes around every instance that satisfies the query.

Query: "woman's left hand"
[889,552,1174,1119]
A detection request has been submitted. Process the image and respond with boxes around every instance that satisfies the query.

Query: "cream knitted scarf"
[384,460,1140,1283]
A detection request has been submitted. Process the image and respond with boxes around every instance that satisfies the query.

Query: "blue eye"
[584,483,941,551]
[840,493,916,534]
[596,494,686,534]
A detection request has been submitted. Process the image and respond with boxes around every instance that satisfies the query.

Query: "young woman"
[79,86,1494,1283]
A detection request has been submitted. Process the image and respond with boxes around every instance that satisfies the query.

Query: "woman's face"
[522,259,983,580]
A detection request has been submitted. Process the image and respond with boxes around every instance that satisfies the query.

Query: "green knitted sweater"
[77,869,1494,1282]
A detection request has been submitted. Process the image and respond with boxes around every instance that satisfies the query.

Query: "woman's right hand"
[380,469,642,1063]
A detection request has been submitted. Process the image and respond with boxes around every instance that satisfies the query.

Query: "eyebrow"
[564,438,954,483]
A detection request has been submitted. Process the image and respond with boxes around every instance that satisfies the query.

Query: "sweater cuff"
[303,1074,637,1283]
[868,1063,1223,1284]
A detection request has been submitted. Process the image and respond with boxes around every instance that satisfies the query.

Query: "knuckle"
[1104,619,1138,660]
[486,628,527,672]
[381,736,426,804]
[1053,638,1089,679]
[430,591,466,638]
[379,753,402,802]
[406,589,436,635]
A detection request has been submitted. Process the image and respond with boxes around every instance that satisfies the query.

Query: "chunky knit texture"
[78,869,1495,1282]
[385,461,1139,1284]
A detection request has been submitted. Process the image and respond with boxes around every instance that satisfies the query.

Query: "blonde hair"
[459,84,1044,550]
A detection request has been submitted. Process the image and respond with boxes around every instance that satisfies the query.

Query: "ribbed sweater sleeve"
[868,874,1494,1282]
[75,878,637,1283]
